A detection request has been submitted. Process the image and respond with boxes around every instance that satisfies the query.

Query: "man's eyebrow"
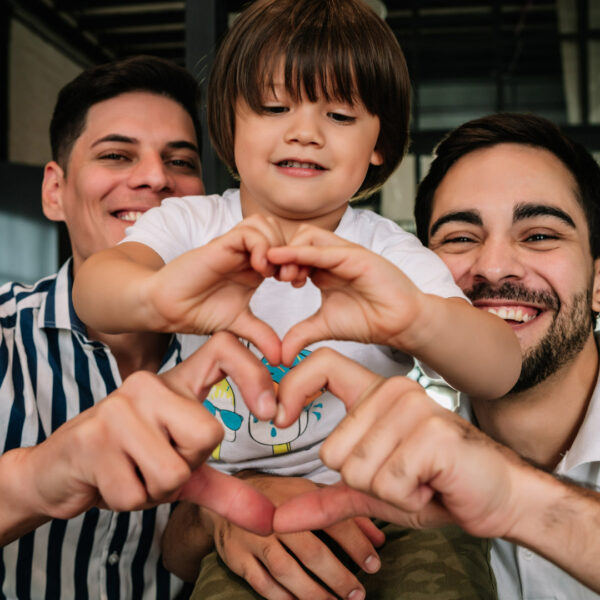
[91,135,199,155]
[91,134,137,147]
[429,210,483,238]
[167,140,200,154]
[513,202,576,228]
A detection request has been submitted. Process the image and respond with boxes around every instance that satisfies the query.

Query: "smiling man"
[0,56,206,598]
[415,112,600,599]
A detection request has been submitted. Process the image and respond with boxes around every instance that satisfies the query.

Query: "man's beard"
[465,282,594,393]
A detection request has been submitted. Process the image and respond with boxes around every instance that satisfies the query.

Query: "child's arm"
[73,215,289,365]
[268,226,520,399]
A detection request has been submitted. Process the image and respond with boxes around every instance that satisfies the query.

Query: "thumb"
[280,314,331,366]
[179,465,274,536]
[229,311,283,367]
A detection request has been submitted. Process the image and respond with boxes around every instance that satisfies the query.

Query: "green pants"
[190,523,497,599]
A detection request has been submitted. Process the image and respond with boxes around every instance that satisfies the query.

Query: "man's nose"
[284,107,325,147]
[470,237,526,284]
[128,153,173,192]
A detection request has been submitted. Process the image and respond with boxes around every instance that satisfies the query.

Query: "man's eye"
[443,235,475,244]
[262,105,288,114]
[525,233,558,242]
[100,152,127,161]
[169,158,197,170]
[328,112,356,123]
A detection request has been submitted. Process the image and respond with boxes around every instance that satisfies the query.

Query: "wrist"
[0,448,50,544]
[389,292,438,353]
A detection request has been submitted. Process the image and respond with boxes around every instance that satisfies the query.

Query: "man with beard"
[271,113,600,599]
[414,112,600,598]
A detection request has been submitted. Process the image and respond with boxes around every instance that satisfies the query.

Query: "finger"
[322,517,382,575]
[180,465,275,536]
[284,224,351,248]
[273,485,450,534]
[223,215,287,278]
[280,530,365,599]
[229,311,283,368]
[228,553,295,600]
[161,331,277,420]
[353,516,386,547]
[275,347,382,427]
[332,385,439,490]
[279,315,332,366]
[267,244,355,275]
[88,376,211,504]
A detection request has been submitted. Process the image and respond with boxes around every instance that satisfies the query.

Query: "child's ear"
[592,258,600,316]
[41,161,66,222]
[370,149,384,166]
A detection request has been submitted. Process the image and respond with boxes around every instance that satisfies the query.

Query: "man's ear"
[41,161,66,222]
[592,258,600,315]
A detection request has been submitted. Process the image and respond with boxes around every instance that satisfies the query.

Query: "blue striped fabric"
[0,261,187,599]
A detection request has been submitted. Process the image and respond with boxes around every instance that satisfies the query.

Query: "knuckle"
[261,543,289,578]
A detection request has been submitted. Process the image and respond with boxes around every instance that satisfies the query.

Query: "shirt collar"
[37,258,183,369]
[38,258,88,335]
[556,330,600,474]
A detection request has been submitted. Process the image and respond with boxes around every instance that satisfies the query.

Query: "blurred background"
[1,0,599,284]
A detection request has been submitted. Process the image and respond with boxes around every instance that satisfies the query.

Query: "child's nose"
[284,109,325,146]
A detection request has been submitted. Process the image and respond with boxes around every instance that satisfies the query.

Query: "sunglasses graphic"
[203,399,244,431]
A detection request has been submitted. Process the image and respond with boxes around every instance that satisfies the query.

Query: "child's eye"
[262,105,288,114]
[328,112,356,123]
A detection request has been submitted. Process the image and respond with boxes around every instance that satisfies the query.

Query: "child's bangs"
[241,34,362,111]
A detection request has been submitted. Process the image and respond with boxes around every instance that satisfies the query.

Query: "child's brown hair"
[208,0,411,198]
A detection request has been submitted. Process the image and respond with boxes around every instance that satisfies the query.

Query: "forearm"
[507,466,600,592]
[398,296,521,398]
[0,448,50,546]
[73,244,166,333]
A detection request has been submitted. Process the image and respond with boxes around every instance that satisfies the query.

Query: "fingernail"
[257,390,276,418]
[347,588,365,600]
[364,554,381,573]
[275,404,286,425]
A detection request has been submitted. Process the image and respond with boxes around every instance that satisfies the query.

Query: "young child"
[74,0,518,597]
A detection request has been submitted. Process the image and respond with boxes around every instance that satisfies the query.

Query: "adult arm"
[162,472,384,600]
[0,332,277,547]
[272,348,600,593]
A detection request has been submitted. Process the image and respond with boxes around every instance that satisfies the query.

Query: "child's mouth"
[277,160,325,170]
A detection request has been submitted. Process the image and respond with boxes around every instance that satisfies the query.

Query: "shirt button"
[108,552,120,565]
[521,549,534,560]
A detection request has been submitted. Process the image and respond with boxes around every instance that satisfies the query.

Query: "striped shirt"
[0,260,188,600]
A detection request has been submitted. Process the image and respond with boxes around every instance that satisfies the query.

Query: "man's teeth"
[486,307,536,323]
[279,160,323,169]
[117,211,143,222]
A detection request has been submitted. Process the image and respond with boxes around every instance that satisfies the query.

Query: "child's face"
[234,75,383,233]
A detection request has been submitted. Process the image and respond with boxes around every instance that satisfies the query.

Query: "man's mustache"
[465,281,559,312]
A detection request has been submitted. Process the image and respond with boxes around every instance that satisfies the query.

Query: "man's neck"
[86,326,171,381]
[471,333,599,470]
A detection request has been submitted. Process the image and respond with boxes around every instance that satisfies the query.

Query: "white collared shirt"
[460,331,600,600]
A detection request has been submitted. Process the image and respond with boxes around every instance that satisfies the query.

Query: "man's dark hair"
[414,112,600,261]
[50,55,202,171]
[207,0,411,199]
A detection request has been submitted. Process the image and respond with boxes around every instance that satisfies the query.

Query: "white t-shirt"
[124,189,467,482]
